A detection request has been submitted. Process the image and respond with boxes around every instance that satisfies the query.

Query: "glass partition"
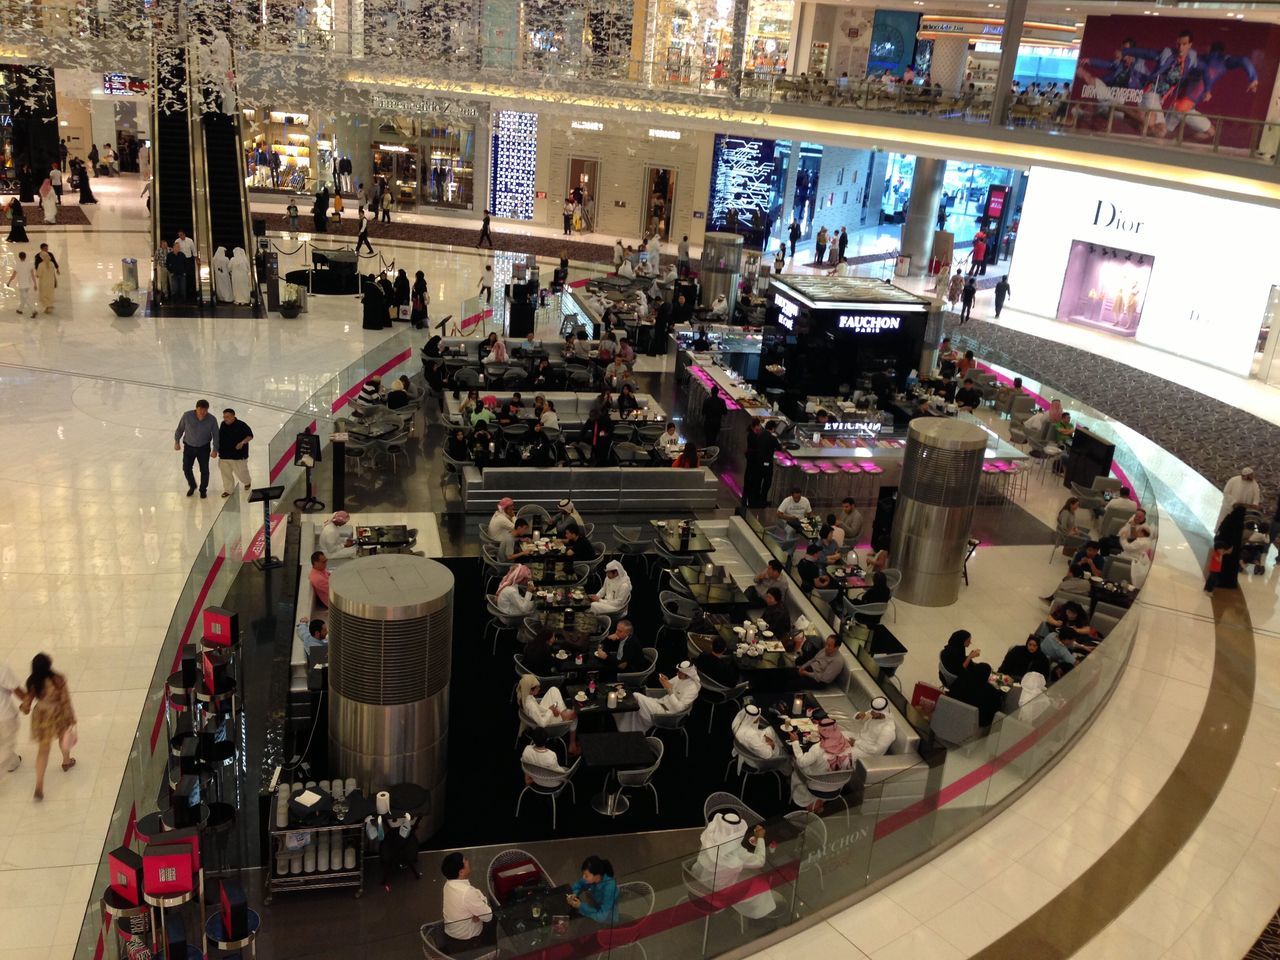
[76,327,1161,960]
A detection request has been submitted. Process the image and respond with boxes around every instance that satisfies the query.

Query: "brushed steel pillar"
[699,231,744,318]
[328,554,454,836]
[890,418,988,607]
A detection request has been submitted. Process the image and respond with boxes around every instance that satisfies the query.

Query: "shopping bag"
[398,305,411,320]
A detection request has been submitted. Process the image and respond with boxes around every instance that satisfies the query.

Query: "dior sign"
[370,93,481,120]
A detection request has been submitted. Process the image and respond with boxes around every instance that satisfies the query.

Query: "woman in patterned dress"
[16,654,76,800]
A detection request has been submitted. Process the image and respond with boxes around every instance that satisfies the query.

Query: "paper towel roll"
[344,847,357,870]
[317,834,330,869]
[275,793,290,828]
[345,777,357,796]
[276,855,289,875]
[291,781,303,795]
[331,778,346,800]
[303,846,316,873]
[289,853,303,875]
[318,779,330,794]
[331,841,344,872]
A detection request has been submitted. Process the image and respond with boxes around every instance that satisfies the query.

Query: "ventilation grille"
[330,597,453,704]
[899,442,985,506]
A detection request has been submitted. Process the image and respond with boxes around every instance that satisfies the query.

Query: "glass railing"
[9,5,1280,173]
[75,327,1162,959]
[71,329,421,960]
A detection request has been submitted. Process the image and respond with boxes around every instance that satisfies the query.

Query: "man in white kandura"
[616,661,700,733]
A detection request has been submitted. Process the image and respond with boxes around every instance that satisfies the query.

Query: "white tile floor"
[5,174,1280,960]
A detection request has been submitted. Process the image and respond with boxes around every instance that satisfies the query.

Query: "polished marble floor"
[3,177,1280,960]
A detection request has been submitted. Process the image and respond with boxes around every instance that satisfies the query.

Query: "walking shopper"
[477,209,493,248]
[994,276,1010,318]
[478,264,493,305]
[960,277,976,323]
[1205,540,1229,593]
[356,208,373,254]
[380,188,392,223]
[39,178,57,224]
[788,220,800,258]
[174,399,219,498]
[74,159,97,203]
[0,660,20,777]
[814,226,828,265]
[7,250,36,317]
[34,244,57,314]
[17,653,76,801]
[88,143,99,176]
[218,408,253,497]
[48,163,62,204]
[5,198,28,242]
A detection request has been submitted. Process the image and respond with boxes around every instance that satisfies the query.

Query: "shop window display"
[244,109,312,192]
[743,0,792,74]
[371,113,478,211]
[1054,240,1153,338]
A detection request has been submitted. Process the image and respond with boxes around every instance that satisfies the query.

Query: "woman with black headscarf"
[360,274,386,330]
[411,270,429,329]
[1216,504,1246,590]
[939,629,976,681]
[947,662,1004,727]
[393,268,411,321]
[998,637,1052,681]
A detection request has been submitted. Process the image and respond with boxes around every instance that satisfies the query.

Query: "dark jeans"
[563,214,573,234]
[477,226,492,248]
[1205,571,1220,592]
[182,442,210,493]
[381,208,391,223]
[960,301,973,322]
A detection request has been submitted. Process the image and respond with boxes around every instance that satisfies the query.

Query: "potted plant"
[278,282,302,318]
[110,282,139,317]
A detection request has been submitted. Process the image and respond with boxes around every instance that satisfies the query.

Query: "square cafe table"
[676,565,750,611]
[525,558,580,586]
[564,682,642,717]
[495,882,576,951]
[650,520,714,553]
[577,732,657,816]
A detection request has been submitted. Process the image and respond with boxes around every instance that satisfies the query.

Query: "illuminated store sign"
[490,110,537,221]
[377,143,410,153]
[775,294,799,330]
[103,73,148,96]
[821,420,885,435]
[571,121,603,131]
[837,314,902,332]
[649,128,681,140]
[370,93,480,119]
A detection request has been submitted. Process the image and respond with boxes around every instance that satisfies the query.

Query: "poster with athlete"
[1070,15,1280,149]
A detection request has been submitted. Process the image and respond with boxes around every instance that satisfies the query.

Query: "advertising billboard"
[707,134,778,242]
[1071,15,1280,149]
[1009,166,1280,376]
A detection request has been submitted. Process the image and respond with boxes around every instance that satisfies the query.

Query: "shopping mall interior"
[2,1,1280,958]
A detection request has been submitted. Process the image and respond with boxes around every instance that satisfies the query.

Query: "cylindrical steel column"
[328,554,454,836]
[900,157,947,277]
[699,232,744,318]
[891,418,988,606]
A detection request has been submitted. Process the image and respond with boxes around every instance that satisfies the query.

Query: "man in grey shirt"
[174,399,219,498]
[797,634,844,688]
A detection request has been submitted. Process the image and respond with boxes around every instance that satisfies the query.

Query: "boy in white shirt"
[7,251,36,317]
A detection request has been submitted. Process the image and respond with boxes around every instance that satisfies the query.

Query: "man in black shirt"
[751,420,781,507]
[760,587,791,636]
[795,544,832,594]
[563,523,595,563]
[702,387,727,444]
[218,408,253,497]
[695,636,740,688]
[955,378,983,412]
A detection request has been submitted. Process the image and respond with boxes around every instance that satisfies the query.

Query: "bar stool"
[205,908,261,958]
[799,462,822,502]
[1006,462,1029,501]
[817,461,840,506]
[838,461,861,504]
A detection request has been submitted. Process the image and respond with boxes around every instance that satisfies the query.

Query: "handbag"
[60,724,78,752]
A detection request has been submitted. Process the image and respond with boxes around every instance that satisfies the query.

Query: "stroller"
[1241,509,1270,574]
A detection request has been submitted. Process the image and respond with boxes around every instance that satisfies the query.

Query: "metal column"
[890,418,988,606]
[328,555,454,837]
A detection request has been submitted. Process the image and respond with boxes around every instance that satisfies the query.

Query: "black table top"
[653,521,714,553]
[525,559,579,585]
[564,682,642,715]
[356,524,411,546]
[496,884,575,940]
[577,731,656,769]
[868,624,907,656]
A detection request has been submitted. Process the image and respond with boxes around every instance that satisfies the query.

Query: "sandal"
[61,758,76,772]
[33,789,42,801]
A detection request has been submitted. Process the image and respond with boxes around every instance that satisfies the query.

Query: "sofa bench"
[461,465,721,514]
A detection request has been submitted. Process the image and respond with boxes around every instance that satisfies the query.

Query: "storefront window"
[743,0,792,74]
[244,109,312,192]
[656,0,738,82]
[371,112,478,211]
[880,153,1014,243]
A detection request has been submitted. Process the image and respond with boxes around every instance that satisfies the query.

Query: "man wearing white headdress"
[692,812,777,919]
[318,511,358,560]
[551,498,585,536]
[1017,672,1052,723]
[849,696,896,763]
[615,661,700,733]
[589,560,632,616]
[230,247,252,304]
[211,247,233,303]
[730,704,783,775]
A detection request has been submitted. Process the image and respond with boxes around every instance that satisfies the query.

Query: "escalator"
[201,110,251,260]
[153,47,195,247]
